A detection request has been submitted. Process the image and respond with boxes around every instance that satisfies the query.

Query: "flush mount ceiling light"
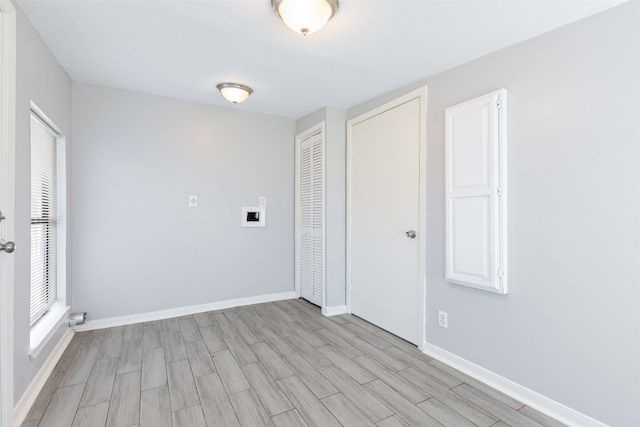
[216,83,253,104]
[272,0,339,35]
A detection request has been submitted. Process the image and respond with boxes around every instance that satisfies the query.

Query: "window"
[30,112,60,325]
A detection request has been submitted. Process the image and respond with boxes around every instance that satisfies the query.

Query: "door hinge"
[497,187,502,196]
[498,269,504,278]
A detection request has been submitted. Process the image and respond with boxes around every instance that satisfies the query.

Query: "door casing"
[346,86,427,349]
[0,1,16,425]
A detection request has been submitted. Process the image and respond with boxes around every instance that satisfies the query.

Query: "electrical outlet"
[438,311,448,328]
[188,195,198,207]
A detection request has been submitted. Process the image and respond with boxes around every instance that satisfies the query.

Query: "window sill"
[29,303,70,360]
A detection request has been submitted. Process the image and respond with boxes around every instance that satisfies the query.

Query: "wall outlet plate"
[438,311,448,328]
[188,195,198,207]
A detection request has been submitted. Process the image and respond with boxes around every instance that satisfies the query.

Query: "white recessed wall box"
[445,88,508,294]
[242,206,266,227]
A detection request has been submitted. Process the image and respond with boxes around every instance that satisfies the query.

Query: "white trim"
[422,341,608,427]
[29,104,68,326]
[13,328,74,427]
[74,291,296,332]
[29,102,62,135]
[417,87,428,351]
[0,2,16,426]
[294,122,326,308]
[346,86,428,350]
[321,305,347,317]
[29,304,71,360]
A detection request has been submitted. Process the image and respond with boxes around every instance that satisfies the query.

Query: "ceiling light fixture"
[216,83,253,104]
[272,0,339,35]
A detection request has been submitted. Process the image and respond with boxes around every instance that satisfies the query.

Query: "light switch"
[188,195,198,207]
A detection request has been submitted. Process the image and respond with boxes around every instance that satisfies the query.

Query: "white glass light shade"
[272,0,339,35]
[216,83,253,104]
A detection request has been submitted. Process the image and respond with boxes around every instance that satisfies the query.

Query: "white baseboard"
[14,328,74,426]
[74,291,297,331]
[322,305,348,317]
[422,341,607,427]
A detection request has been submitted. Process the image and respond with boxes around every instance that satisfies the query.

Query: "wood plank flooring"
[22,299,565,427]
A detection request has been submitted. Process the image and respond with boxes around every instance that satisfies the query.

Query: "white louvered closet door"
[298,131,324,306]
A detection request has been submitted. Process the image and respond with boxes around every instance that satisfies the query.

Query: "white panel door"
[298,131,324,306]
[349,97,421,344]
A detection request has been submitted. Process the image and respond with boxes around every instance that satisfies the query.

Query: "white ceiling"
[18,0,625,119]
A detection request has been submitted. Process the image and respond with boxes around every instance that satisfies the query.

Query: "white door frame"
[294,122,326,309]
[0,1,16,425]
[346,86,427,349]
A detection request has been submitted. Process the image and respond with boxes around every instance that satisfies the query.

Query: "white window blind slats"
[30,114,58,325]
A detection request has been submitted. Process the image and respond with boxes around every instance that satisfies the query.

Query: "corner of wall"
[14,0,73,405]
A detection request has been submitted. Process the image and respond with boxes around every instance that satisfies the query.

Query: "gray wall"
[14,2,73,403]
[296,107,347,308]
[348,3,640,425]
[71,84,295,320]
[13,2,638,425]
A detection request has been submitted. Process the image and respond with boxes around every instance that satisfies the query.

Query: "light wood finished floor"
[22,299,565,427]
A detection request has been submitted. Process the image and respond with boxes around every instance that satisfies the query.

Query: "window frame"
[28,103,68,359]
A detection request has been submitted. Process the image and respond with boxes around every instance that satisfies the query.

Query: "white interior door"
[0,2,16,425]
[296,128,324,307]
[348,90,425,345]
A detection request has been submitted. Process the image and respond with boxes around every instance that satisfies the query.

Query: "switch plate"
[438,311,448,328]
[259,196,266,207]
[188,195,198,207]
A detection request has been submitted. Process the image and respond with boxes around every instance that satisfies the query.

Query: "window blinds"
[30,114,58,325]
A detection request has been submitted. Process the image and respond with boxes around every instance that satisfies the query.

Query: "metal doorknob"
[1,241,15,253]
[405,230,417,239]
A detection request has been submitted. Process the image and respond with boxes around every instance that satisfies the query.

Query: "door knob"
[1,240,15,253]
[405,230,417,239]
